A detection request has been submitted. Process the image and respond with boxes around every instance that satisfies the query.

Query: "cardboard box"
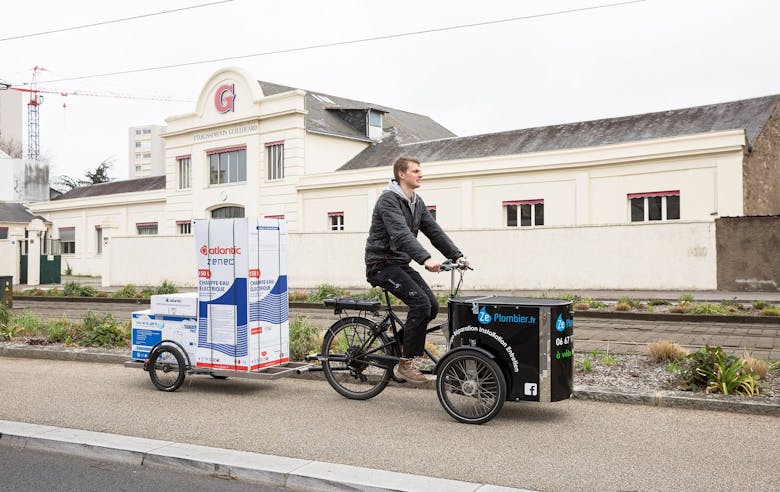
[131,309,197,363]
[150,292,198,317]
[194,218,288,372]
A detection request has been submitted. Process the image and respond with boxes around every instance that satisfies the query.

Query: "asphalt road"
[0,444,278,491]
[1,357,778,491]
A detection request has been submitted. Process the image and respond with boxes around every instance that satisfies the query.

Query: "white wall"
[286,221,717,291]
[304,132,368,175]
[106,235,196,287]
[0,240,18,282]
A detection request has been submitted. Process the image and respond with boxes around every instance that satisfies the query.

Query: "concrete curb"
[1,345,777,416]
[0,420,527,492]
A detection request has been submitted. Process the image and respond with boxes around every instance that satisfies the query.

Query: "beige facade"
[128,124,165,178]
[24,67,777,290]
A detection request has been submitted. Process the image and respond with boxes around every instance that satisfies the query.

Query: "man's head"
[393,157,422,191]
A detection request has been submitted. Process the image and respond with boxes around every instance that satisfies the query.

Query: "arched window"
[211,206,245,218]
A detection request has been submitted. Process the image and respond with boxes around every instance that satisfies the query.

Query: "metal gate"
[17,238,62,285]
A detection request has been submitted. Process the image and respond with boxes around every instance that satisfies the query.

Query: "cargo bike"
[314,260,575,424]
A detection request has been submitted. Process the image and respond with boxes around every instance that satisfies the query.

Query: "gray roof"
[53,176,166,201]
[338,94,780,171]
[0,202,47,223]
[257,81,455,144]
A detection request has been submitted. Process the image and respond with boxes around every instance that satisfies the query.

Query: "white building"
[21,67,780,291]
[128,124,165,178]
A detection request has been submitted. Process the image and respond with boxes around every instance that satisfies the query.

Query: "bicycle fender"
[434,346,496,375]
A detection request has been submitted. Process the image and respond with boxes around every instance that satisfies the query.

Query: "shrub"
[560,293,581,303]
[678,294,695,305]
[649,299,671,306]
[646,340,689,362]
[580,356,593,371]
[573,302,589,311]
[761,307,780,317]
[140,280,178,298]
[289,315,320,361]
[752,300,770,310]
[688,303,731,315]
[617,296,642,310]
[306,284,347,303]
[678,345,760,396]
[45,317,80,344]
[669,305,690,314]
[112,284,138,298]
[78,312,128,347]
[586,297,608,309]
[63,282,96,297]
[615,302,631,311]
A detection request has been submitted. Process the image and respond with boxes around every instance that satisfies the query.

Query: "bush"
[678,345,759,396]
[615,302,631,311]
[649,299,671,306]
[573,302,589,311]
[78,312,128,347]
[688,303,731,315]
[289,315,320,361]
[45,317,80,344]
[586,297,608,309]
[288,291,309,302]
[306,284,348,303]
[646,340,689,362]
[752,300,770,310]
[617,296,642,310]
[761,306,780,317]
[63,282,97,297]
[140,280,178,299]
[112,284,138,299]
[560,293,581,303]
[678,294,695,305]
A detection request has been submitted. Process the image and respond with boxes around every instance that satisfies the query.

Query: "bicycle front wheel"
[321,317,393,400]
[436,350,506,424]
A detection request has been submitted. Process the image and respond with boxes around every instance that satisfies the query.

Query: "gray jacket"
[365,180,462,267]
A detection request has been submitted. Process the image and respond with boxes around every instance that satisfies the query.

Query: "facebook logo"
[524,383,538,396]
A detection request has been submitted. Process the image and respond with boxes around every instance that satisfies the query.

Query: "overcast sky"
[2,0,779,182]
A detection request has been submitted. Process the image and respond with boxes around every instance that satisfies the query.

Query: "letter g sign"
[214,83,235,113]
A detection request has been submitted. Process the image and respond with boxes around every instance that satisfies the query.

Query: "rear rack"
[323,297,381,314]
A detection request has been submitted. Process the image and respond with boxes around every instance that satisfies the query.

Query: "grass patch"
[306,283,348,303]
[646,340,689,362]
[687,303,732,315]
[752,300,770,310]
[289,315,320,361]
[760,306,780,316]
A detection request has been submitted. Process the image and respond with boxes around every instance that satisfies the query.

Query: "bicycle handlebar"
[440,259,472,271]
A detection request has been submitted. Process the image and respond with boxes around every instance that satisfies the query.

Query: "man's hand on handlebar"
[438,257,473,271]
[424,258,441,272]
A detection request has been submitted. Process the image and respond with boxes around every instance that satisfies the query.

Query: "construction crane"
[9,66,193,161]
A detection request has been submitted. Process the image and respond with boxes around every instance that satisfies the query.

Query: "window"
[142,152,151,159]
[59,227,75,254]
[266,142,284,181]
[211,206,245,218]
[177,155,191,189]
[329,211,344,231]
[135,141,142,148]
[426,205,437,221]
[177,220,192,234]
[143,128,151,134]
[135,165,141,172]
[95,226,102,254]
[135,152,142,159]
[135,129,142,136]
[136,222,158,235]
[208,147,246,184]
[504,200,544,227]
[0,227,8,240]
[629,191,680,222]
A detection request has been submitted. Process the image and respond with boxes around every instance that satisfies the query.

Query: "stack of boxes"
[194,218,289,371]
[130,292,198,363]
[131,218,289,372]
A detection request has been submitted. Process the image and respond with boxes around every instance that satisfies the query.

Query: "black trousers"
[367,263,438,358]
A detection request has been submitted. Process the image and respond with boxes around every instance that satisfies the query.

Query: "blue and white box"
[131,309,197,362]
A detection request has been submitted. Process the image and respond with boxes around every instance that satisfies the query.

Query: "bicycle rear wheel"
[321,317,393,400]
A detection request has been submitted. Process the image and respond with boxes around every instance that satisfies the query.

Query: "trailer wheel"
[436,350,506,424]
[148,345,186,392]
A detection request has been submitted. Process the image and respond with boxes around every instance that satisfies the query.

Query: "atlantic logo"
[200,245,241,255]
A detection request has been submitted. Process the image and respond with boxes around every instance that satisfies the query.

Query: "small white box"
[150,292,198,317]
[131,309,197,364]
